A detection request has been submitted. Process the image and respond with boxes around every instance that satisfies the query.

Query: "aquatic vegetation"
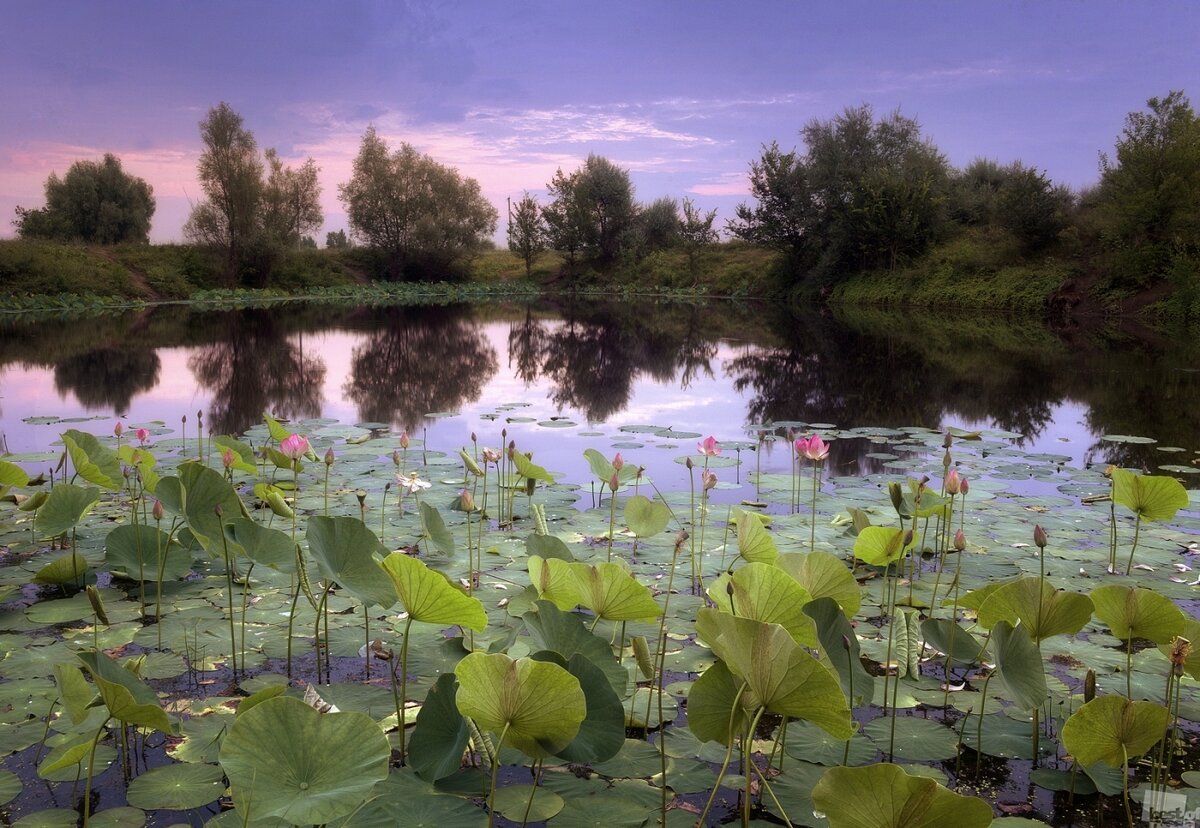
[0,411,1198,827]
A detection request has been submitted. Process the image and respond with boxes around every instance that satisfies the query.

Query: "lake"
[1,298,1197,490]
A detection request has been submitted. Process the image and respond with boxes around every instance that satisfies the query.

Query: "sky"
[1,1,1198,244]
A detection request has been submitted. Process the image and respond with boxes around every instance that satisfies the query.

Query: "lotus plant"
[795,434,829,549]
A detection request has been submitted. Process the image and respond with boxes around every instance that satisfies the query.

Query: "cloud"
[688,172,749,197]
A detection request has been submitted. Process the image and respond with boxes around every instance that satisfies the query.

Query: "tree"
[338,127,498,279]
[14,153,154,243]
[262,149,323,249]
[184,103,263,280]
[325,229,352,249]
[636,197,680,255]
[543,168,587,270]
[950,159,1068,251]
[1096,91,1200,288]
[679,197,718,275]
[730,106,950,282]
[507,193,547,277]
[543,155,637,267]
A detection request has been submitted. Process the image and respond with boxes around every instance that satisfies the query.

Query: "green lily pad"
[811,763,993,827]
[1061,695,1171,767]
[862,716,958,761]
[125,762,225,810]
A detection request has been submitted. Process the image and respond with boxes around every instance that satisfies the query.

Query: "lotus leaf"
[223,518,295,573]
[453,651,585,758]
[687,659,751,745]
[804,596,875,705]
[525,532,574,561]
[104,524,191,582]
[1090,584,1186,644]
[31,551,88,585]
[920,618,987,666]
[306,516,397,608]
[220,695,390,825]
[511,449,554,483]
[694,608,852,737]
[1111,468,1189,521]
[811,763,993,828]
[623,494,671,537]
[210,436,258,475]
[418,501,455,555]
[736,508,779,563]
[409,673,470,782]
[61,429,122,491]
[34,483,100,538]
[156,462,247,552]
[530,651,624,763]
[706,562,817,646]
[977,577,1094,643]
[76,651,177,734]
[1061,695,1170,767]
[380,551,486,630]
[1158,618,1200,681]
[125,763,224,810]
[522,601,627,697]
[571,560,661,622]
[853,526,911,567]
[777,550,861,617]
[117,445,160,491]
[991,621,1048,712]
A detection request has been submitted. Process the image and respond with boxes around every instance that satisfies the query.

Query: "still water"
[0,299,1197,488]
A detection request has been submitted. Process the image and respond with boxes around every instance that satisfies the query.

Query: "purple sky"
[2,1,1197,244]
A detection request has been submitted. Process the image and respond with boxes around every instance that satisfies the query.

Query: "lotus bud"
[136,427,150,444]
[954,529,966,552]
[903,529,914,548]
[959,477,969,496]
[702,469,718,491]
[222,448,235,469]
[841,634,852,651]
[123,466,132,480]
[279,433,309,461]
[637,465,645,480]
[1033,524,1047,549]
[399,431,410,449]
[392,450,402,468]
[612,453,624,471]
[685,457,694,470]
[113,422,124,437]
[608,473,619,493]
[470,431,477,443]
[152,500,164,521]
[725,580,735,597]
[942,449,951,470]
[888,482,904,513]
[508,439,516,455]
[525,477,537,497]
[945,469,960,495]
[943,432,953,449]
[384,481,392,493]
[325,447,335,467]
[459,489,475,512]
[214,504,223,518]
[1084,669,1096,702]
[1170,637,1192,677]
[86,585,109,626]
[674,529,689,551]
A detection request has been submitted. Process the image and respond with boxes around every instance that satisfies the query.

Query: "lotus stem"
[606,484,617,563]
[749,761,794,828]
[520,759,544,828]
[696,684,749,828]
[82,715,112,828]
[976,669,995,774]
[743,706,766,827]
[399,614,413,764]
[809,460,820,549]
[364,603,371,679]
[487,722,511,828]
[1126,514,1142,575]
[218,519,238,680]
[239,562,254,680]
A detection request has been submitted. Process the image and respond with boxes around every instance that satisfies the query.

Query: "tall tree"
[542,168,586,270]
[507,192,547,277]
[14,153,155,243]
[1096,91,1200,288]
[543,155,637,268]
[262,149,323,249]
[338,127,498,279]
[184,103,263,281]
[679,197,718,275]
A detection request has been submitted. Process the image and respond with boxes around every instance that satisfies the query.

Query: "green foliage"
[543,155,637,268]
[950,158,1070,252]
[506,192,547,277]
[812,763,994,828]
[14,153,155,244]
[339,127,498,279]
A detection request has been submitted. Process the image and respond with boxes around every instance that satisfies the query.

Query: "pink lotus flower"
[612,452,624,471]
[222,448,235,469]
[136,427,150,444]
[945,469,961,495]
[959,477,969,496]
[795,434,829,462]
[701,469,718,491]
[481,447,502,464]
[279,433,310,460]
[697,436,721,456]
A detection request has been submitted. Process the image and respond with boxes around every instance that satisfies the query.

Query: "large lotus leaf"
[31,551,88,585]
[54,664,97,725]
[157,462,248,552]
[219,696,390,825]
[522,601,627,697]
[623,494,671,538]
[380,552,485,630]
[811,763,993,828]
[977,577,1093,643]
[453,652,585,759]
[1061,695,1171,767]
[77,651,176,734]
[1090,585,1185,645]
[853,526,911,567]
[511,449,554,483]
[525,533,574,561]
[531,651,624,763]
[777,551,861,618]
[957,580,1009,613]
[105,524,191,582]
[690,658,757,748]
[571,561,661,622]
[35,483,100,537]
[804,597,875,706]
[694,608,851,738]
[62,429,122,491]
[117,445,160,492]
[262,411,294,444]
[527,555,582,610]
[737,509,779,564]
[1158,618,1200,681]
[991,621,1048,713]
[224,518,295,573]
[418,501,454,556]
[920,618,987,667]
[707,562,816,646]
[409,674,470,782]
[210,436,258,475]
[583,448,639,485]
[1111,468,1189,521]
[0,770,19,806]
[0,460,29,490]
[306,516,396,609]
[125,763,224,810]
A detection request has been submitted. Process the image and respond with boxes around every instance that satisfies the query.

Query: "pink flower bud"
[325,447,335,466]
[399,432,410,449]
[959,477,969,496]
[612,453,624,471]
[113,422,124,437]
[152,500,164,521]
[279,433,309,461]
[608,473,620,493]
[954,530,966,552]
[701,469,718,491]
[136,427,150,444]
[222,448,235,469]
[697,436,721,457]
[1033,525,1047,549]
[945,469,960,495]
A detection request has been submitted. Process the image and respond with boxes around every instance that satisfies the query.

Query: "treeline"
[12,92,1200,301]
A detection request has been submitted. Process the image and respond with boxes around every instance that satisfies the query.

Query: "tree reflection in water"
[54,348,161,412]
[189,309,326,435]
[344,306,499,432]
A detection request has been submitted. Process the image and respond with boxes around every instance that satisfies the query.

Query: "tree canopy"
[543,155,637,266]
[14,153,155,244]
[339,127,498,279]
